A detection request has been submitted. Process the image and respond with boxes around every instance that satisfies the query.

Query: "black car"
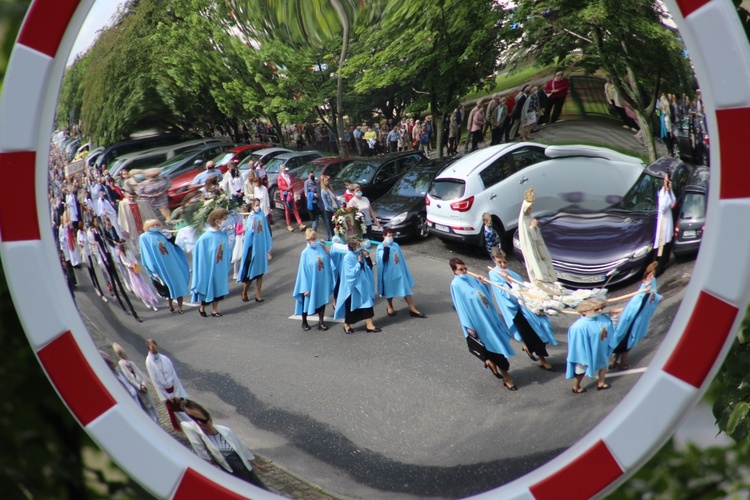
[673,113,710,166]
[372,158,456,240]
[331,151,426,204]
[512,157,695,288]
[673,166,710,258]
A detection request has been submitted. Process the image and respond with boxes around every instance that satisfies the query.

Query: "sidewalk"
[82,309,343,500]
[431,115,669,161]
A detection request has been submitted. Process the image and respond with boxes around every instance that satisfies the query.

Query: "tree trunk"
[332,0,349,157]
[633,108,657,163]
[430,92,443,159]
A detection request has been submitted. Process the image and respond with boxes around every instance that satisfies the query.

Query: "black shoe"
[212,312,222,317]
[301,322,311,331]
[344,325,354,334]
[387,309,397,317]
[255,297,265,303]
[366,327,382,333]
[199,309,208,318]
[409,311,426,318]
[318,323,329,331]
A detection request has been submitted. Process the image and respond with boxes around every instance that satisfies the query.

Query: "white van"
[425,143,645,248]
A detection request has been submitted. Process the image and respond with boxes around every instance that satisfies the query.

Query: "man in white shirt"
[144,339,190,433]
[181,400,267,490]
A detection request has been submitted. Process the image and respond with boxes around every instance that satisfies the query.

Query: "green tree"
[349,0,506,157]
[512,0,694,163]
[228,0,382,156]
[55,53,90,131]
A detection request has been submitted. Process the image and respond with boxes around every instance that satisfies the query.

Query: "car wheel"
[268,186,281,213]
[416,214,430,240]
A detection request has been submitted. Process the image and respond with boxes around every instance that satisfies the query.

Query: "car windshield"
[212,151,236,167]
[158,151,198,176]
[265,157,286,174]
[394,169,436,197]
[238,154,259,170]
[611,172,662,213]
[681,192,706,220]
[299,161,325,179]
[429,179,465,200]
[108,158,127,174]
[337,161,377,184]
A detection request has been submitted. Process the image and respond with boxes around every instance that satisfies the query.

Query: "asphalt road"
[75,224,695,499]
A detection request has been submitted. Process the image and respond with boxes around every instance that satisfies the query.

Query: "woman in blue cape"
[376,228,425,318]
[293,229,334,331]
[237,199,273,303]
[609,262,661,370]
[488,248,556,371]
[191,208,231,317]
[139,219,190,314]
[334,237,381,334]
[449,258,517,391]
[567,299,612,393]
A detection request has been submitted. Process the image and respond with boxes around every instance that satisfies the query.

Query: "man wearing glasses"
[449,258,517,391]
[181,400,267,490]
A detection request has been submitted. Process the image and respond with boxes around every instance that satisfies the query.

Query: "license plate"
[435,224,449,232]
[556,271,606,283]
[275,201,285,209]
[682,230,697,239]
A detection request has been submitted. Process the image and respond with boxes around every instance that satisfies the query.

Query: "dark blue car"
[513,157,696,288]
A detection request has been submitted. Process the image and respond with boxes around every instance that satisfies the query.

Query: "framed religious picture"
[333,207,365,239]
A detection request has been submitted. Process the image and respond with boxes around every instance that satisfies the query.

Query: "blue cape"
[293,244,334,315]
[489,266,557,345]
[333,250,375,319]
[609,278,661,353]
[237,211,272,283]
[191,228,231,303]
[139,230,190,299]
[376,242,415,298]
[450,274,514,358]
[566,315,612,378]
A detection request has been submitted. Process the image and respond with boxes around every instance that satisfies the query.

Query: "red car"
[272,156,355,215]
[167,144,273,209]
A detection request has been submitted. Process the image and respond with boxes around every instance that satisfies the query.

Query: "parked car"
[330,151,427,205]
[162,144,267,209]
[673,112,710,166]
[107,138,233,179]
[426,143,645,249]
[673,166,709,258]
[513,156,696,288]
[95,131,200,170]
[371,158,456,240]
[265,151,324,209]
[237,147,292,180]
[86,146,106,167]
[294,156,354,181]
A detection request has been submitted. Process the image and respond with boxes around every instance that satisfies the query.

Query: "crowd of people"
[49,69,680,484]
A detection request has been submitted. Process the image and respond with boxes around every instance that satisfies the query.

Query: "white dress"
[517,199,557,285]
[654,187,676,249]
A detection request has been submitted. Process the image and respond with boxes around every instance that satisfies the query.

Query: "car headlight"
[513,235,521,249]
[389,212,408,225]
[632,244,653,259]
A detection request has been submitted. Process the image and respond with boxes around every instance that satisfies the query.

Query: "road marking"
[606,367,647,378]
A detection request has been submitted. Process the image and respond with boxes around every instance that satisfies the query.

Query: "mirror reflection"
[47,0,707,496]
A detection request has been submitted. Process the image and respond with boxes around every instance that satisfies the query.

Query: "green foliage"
[0,0,30,93]
[711,311,750,442]
[611,438,750,499]
[55,53,90,131]
[77,0,180,144]
[512,0,694,162]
